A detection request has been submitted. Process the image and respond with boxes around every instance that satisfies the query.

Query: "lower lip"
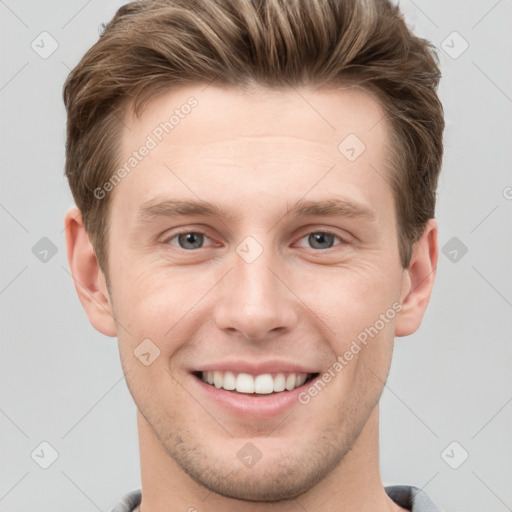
[188,373,318,419]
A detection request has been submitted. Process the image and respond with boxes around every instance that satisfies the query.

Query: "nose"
[213,245,298,342]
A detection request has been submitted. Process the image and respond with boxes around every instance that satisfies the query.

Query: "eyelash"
[164,229,345,250]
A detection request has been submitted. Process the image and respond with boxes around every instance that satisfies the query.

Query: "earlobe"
[64,207,117,337]
[395,219,438,337]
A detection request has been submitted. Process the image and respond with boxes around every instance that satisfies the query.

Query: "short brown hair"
[63,0,444,274]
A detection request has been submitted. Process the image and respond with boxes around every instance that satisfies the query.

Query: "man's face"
[105,84,409,500]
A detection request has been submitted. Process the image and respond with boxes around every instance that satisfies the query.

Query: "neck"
[136,405,406,512]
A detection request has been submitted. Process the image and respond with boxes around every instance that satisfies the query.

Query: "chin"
[163,431,350,503]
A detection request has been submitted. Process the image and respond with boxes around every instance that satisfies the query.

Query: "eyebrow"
[285,198,374,220]
[135,197,375,225]
[136,198,240,224]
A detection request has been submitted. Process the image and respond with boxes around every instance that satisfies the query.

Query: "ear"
[64,207,117,337]
[395,219,438,337]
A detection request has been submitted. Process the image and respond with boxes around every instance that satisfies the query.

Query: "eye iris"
[178,232,204,249]
[309,232,334,249]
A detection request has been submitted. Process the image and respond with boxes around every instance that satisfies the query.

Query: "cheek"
[112,270,200,410]
[294,263,402,338]
[292,264,401,391]
[111,264,221,388]
[111,263,206,334]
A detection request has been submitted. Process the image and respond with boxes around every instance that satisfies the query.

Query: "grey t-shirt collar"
[110,485,441,512]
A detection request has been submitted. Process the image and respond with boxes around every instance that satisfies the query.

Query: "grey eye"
[177,232,204,249]
[308,232,336,249]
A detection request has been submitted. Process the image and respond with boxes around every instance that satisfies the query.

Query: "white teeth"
[200,371,311,394]
[285,374,296,391]
[223,371,236,390]
[273,373,286,392]
[296,373,307,387]
[236,373,254,393]
[254,374,274,394]
[213,371,223,388]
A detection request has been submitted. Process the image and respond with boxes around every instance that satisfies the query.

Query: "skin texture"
[65,84,438,512]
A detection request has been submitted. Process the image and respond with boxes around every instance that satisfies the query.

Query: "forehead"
[123,84,387,149]
[111,84,392,218]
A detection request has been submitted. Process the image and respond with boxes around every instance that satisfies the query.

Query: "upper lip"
[193,359,319,375]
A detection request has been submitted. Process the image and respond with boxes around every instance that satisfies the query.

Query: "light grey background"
[1,1,511,511]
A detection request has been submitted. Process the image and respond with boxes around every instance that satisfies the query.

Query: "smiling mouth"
[193,371,319,395]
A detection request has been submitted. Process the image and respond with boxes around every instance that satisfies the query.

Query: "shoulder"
[385,485,443,512]
[109,489,142,512]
